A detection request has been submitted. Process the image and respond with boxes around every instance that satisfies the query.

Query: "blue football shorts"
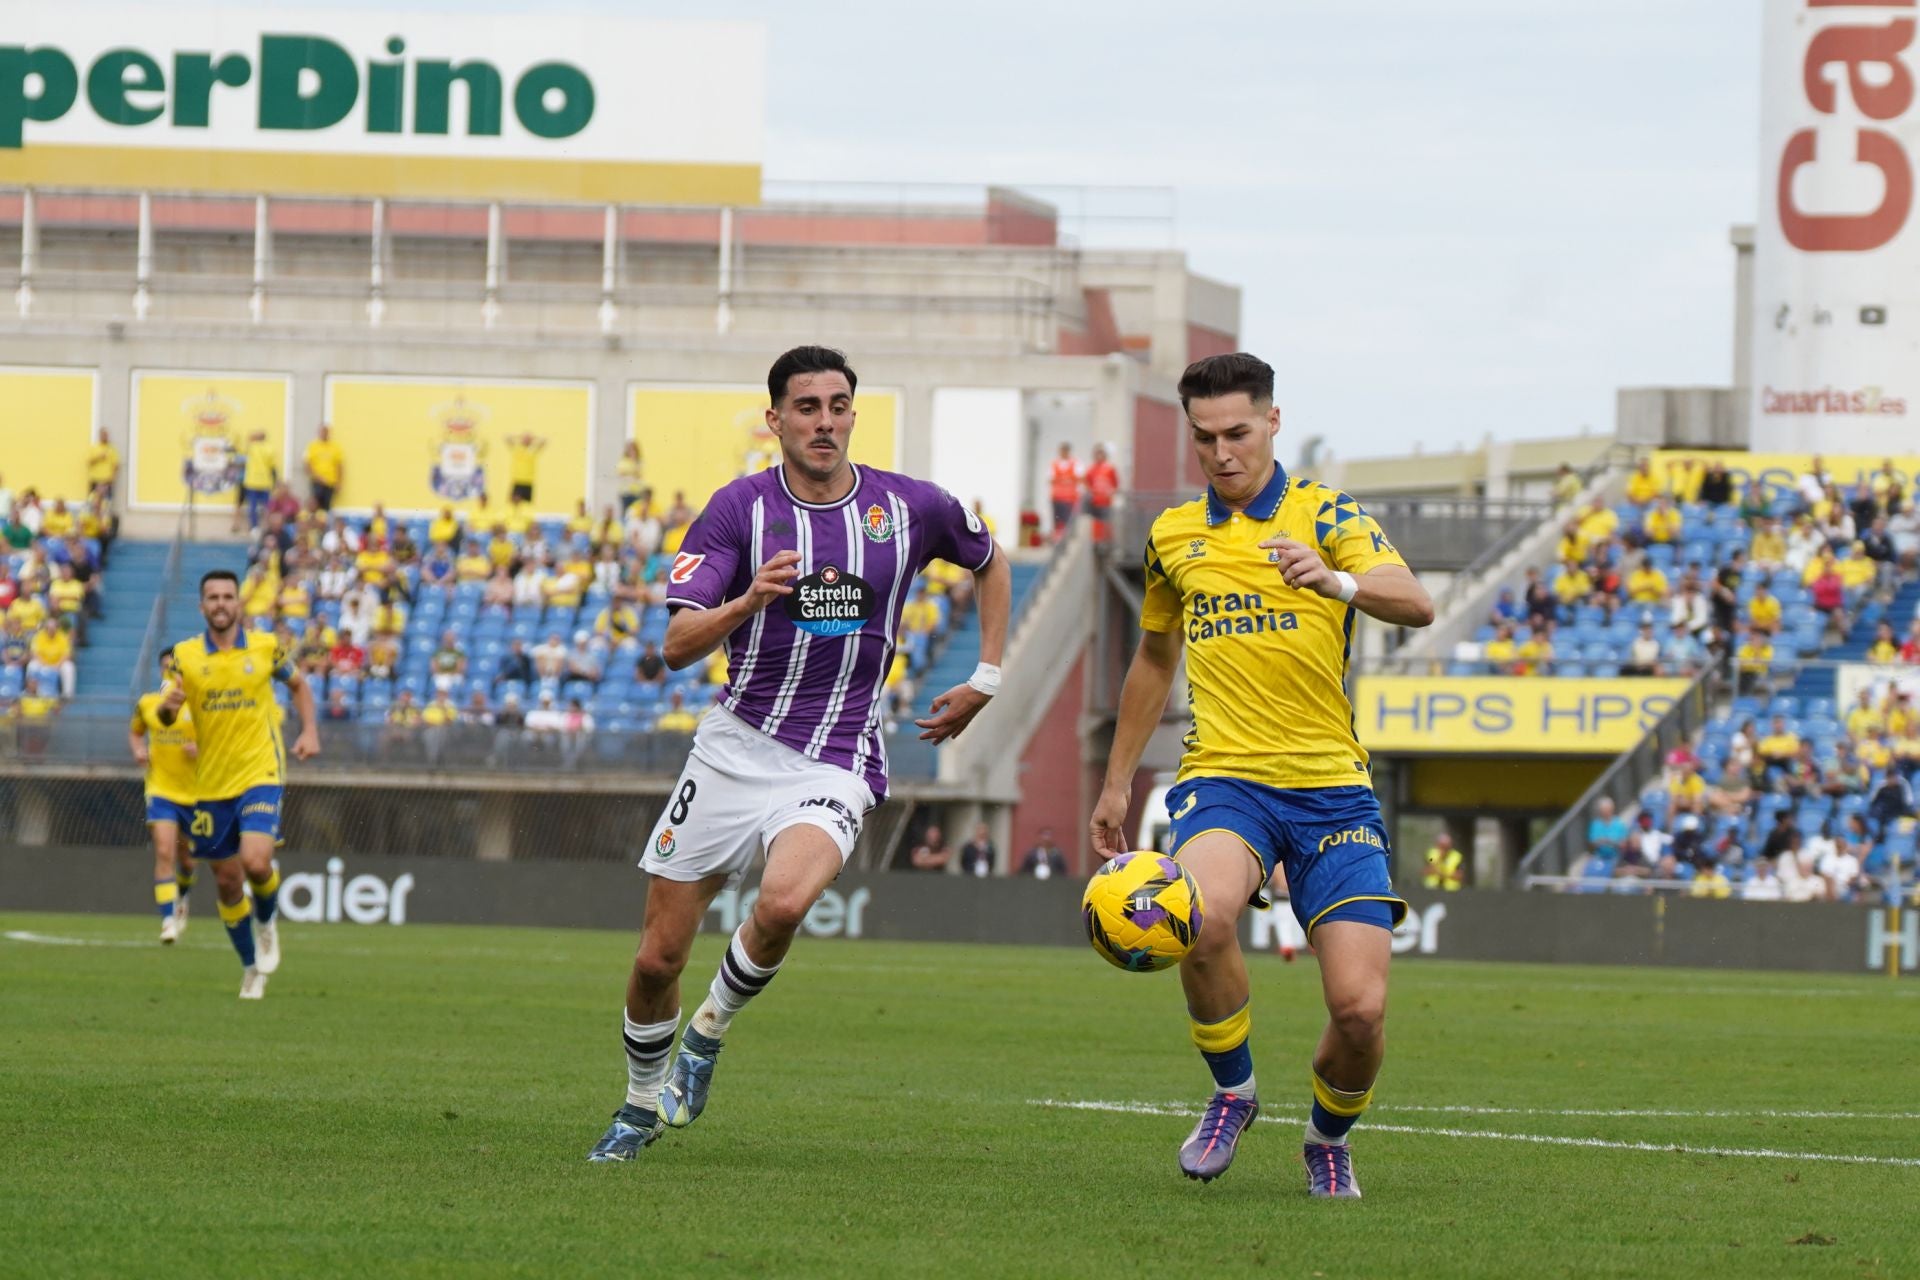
[145,796,195,829]
[188,784,283,861]
[1166,776,1407,937]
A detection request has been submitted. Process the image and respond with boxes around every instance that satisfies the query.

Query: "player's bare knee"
[633,939,689,988]
[1327,989,1386,1047]
[750,887,812,939]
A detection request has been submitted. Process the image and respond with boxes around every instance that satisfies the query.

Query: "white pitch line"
[1031,1100,1920,1169]
[3,929,181,949]
[1381,1103,1920,1122]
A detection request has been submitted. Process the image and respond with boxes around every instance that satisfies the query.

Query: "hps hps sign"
[0,6,764,204]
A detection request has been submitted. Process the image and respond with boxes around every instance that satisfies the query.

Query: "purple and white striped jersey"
[665,464,995,799]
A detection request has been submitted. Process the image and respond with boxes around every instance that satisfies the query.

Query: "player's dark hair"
[199,569,240,595]
[1177,353,1275,410]
[767,345,857,405]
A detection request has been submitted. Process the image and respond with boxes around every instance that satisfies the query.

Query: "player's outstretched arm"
[1262,538,1435,628]
[915,548,1010,743]
[1090,626,1183,858]
[288,669,321,760]
[662,550,800,670]
[128,715,149,767]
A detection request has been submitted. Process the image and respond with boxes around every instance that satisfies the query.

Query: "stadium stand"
[48,493,1050,773]
[1550,458,1920,902]
[0,488,114,734]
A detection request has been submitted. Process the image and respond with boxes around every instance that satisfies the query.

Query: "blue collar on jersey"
[1205,461,1289,526]
[203,628,245,654]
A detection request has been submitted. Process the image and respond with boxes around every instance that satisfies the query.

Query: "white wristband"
[1332,571,1359,604]
[967,662,1002,696]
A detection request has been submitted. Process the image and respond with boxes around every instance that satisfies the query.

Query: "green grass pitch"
[3,911,1917,1278]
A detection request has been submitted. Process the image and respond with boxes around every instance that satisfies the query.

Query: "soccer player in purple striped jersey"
[589,345,1012,1162]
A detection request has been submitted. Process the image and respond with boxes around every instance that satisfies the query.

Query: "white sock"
[622,1010,679,1110]
[1217,1073,1256,1096]
[690,925,781,1040]
[1304,1119,1348,1147]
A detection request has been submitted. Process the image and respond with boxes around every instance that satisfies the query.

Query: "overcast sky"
[263,0,1761,463]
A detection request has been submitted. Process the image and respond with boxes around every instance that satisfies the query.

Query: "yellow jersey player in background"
[130,649,200,946]
[159,569,321,999]
[1090,353,1434,1199]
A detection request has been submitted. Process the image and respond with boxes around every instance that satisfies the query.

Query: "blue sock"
[1191,1002,1256,1095]
[219,897,257,967]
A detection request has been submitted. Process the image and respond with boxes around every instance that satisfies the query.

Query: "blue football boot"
[657,1027,723,1129]
[1303,1142,1363,1198]
[587,1103,661,1162]
[1179,1092,1259,1182]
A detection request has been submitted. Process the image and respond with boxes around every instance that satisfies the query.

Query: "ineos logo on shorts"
[784,564,876,637]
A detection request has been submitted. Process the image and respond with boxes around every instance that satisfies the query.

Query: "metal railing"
[0,715,941,786]
[128,489,196,707]
[1516,669,1714,879]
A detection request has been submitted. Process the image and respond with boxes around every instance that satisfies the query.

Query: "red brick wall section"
[1186,322,1238,364]
[1011,650,1087,877]
[984,193,1058,246]
[1133,395,1182,491]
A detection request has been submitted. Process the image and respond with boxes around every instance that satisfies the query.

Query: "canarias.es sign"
[0,6,764,204]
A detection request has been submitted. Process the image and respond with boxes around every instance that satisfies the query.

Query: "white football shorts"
[639,706,875,884]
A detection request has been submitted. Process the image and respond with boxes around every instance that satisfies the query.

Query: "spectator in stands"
[1740,856,1783,900]
[1586,796,1629,864]
[1689,862,1733,898]
[494,689,526,733]
[959,823,996,877]
[1625,458,1662,506]
[1084,443,1119,540]
[384,688,422,739]
[1490,587,1523,624]
[531,632,567,684]
[1748,517,1786,573]
[1643,495,1683,546]
[523,689,565,746]
[323,685,353,723]
[420,541,456,593]
[1819,826,1867,901]
[1694,458,1732,507]
[365,631,399,681]
[483,564,515,610]
[1048,443,1080,542]
[1625,555,1667,605]
[653,689,699,734]
[85,427,120,501]
[1482,620,1517,671]
[461,689,495,727]
[1747,580,1782,636]
[1901,622,1920,665]
[431,629,468,694]
[1808,552,1849,636]
[1755,714,1800,769]
[617,442,645,516]
[328,632,365,676]
[1888,498,1920,571]
[294,624,331,677]
[505,433,546,505]
[1616,620,1659,677]
[1710,548,1744,636]
[47,562,84,635]
[513,556,549,609]
[566,631,603,685]
[634,642,666,689]
[1784,515,1823,579]
[1734,624,1775,695]
[1552,462,1582,507]
[909,825,951,871]
[456,538,492,584]
[625,491,663,560]
[1869,768,1914,837]
[1663,622,1705,676]
[1669,582,1710,636]
[421,688,460,763]
[265,483,300,526]
[389,524,421,570]
[231,429,277,533]
[1552,559,1591,612]
[1864,515,1899,597]
[1868,621,1900,664]
[1522,566,1556,624]
[27,620,74,697]
[303,424,344,511]
[1019,829,1069,879]
[560,697,594,767]
[594,598,641,645]
[494,639,534,690]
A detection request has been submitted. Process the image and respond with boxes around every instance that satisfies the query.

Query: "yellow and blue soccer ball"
[1082,852,1205,972]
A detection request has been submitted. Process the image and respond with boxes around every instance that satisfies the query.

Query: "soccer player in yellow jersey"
[1091,354,1433,1200]
[160,570,320,999]
[131,651,200,945]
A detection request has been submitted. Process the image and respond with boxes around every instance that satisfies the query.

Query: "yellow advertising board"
[1354,677,1692,755]
[323,376,594,517]
[1649,450,1920,505]
[627,384,899,510]
[129,372,290,510]
[0,367,96,501]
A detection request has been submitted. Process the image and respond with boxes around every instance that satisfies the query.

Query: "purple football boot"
[1303,1142,1362,1198]
[1178,1091,1259,1182]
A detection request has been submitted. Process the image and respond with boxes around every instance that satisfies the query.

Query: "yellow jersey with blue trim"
[1140,464,1406,791]
[166,630,293,799]
[132,691,198,806]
